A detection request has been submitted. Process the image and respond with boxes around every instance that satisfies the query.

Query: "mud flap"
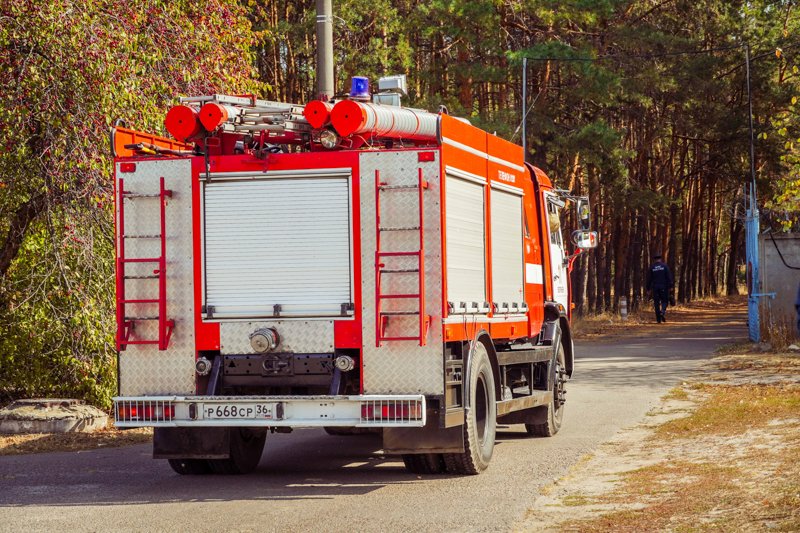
[497,405,548,425]
[383,404,464,454]
[153,427,231,459]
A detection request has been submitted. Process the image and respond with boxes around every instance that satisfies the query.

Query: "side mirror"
[572,230,598,250]
[576,198,591,230]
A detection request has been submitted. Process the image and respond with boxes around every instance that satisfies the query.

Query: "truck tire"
[402,453,446,474]
[167,458,212,475]
[526,339,566,437]
[443,342,496,475]
[208,428,267,475]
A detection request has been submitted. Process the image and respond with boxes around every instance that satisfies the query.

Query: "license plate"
[203,403,278,420]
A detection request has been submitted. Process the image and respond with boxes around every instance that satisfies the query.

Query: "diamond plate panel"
[117,159,196,396]
[219,320,335,354]
[360,151,444,395]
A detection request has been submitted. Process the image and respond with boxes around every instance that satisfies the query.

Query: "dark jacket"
[796,282,800,334]
[647,260,674,291]
[795,281,800,315]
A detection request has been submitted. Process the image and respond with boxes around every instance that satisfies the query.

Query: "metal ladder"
[374,168,430,346]
[116,176,174,351]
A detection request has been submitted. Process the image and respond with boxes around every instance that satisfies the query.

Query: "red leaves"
[0,2,259,397]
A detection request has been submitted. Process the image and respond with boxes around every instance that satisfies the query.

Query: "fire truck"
[110,74,597,475]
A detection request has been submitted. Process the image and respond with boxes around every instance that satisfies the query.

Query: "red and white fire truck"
[111,77,597,475]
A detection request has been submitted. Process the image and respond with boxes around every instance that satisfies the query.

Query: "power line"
[516,43,750,144]
[521,43,742,63]
[520,41,798,63]
[517,41,797,140]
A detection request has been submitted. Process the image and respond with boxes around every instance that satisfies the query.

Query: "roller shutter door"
[490,189,524,310]
[203,175,352,319]
[445,175,486,310]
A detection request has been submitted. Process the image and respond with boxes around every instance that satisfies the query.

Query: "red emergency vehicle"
[111,85,597,475]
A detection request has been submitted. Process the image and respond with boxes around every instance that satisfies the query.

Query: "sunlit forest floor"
[573,294,749,342]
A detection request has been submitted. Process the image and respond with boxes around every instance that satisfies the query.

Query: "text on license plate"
[204,403,277,419]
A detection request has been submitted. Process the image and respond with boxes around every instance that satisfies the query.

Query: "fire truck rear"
[111,76,597,475]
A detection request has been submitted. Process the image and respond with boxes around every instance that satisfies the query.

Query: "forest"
[1,0,798,405]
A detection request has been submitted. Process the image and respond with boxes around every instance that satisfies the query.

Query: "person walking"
[795,281,800,338]
[646,252,674,323]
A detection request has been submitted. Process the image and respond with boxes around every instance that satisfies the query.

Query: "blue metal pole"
[744,44,761,342]
[746,194,760,341]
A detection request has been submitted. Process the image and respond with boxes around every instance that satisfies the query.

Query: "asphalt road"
[0,305,746,533]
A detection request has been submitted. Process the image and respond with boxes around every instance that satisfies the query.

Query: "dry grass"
[560,494,593,507]
[571,310,650,338]
[662,386,689,401]
[655,384,800,439]
[762,315,799,351]
[559,429,800,532]
[560,462,746,532]
[714,353,800,373]
[0,426,152,455]
[541,352,800,533]
[715,341,754,355]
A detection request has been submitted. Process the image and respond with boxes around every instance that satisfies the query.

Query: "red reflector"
[119,163,136,173]
[118,402,174,421]
[418,151,435,162]
[361,402,422,420]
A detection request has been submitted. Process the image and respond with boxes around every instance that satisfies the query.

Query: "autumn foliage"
[0,0,259,407]
[1,0,799,407]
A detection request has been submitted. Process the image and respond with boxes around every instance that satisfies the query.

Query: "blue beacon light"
[349,76,370,100]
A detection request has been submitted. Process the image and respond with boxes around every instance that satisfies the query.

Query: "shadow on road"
[0,301,749,509]
[0,430,451,508]
[573,304,747,390]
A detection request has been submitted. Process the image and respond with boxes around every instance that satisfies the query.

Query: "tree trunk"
[726,200,743,295]
[0,193,48,280]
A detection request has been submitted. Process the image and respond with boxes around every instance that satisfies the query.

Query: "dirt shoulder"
[517,345,800,532]
[0,425,151,456]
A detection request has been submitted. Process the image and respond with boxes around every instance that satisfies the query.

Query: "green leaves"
[3,0,800,404]
[0,0,259,408]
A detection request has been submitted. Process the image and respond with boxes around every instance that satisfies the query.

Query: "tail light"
[361,400,423,422]
[116,401,175,422]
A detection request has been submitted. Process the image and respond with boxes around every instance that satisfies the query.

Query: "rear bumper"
[113,394,426,428]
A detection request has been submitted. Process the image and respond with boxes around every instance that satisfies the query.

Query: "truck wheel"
[208,428,267,475]
[443,342,496,475]
[526,339,566,437]
[167,458,212,475]
[402,453,446,474]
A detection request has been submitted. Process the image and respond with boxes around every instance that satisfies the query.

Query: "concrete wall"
[758,233,800,326]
